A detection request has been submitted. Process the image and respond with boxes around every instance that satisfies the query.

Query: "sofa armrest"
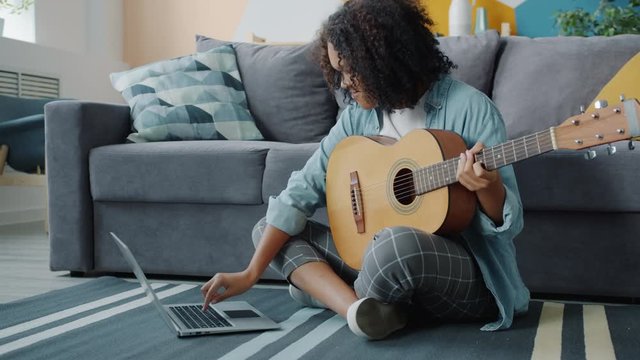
[45,101,131,272]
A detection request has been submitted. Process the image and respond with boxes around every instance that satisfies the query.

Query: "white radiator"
[0,70,60,99]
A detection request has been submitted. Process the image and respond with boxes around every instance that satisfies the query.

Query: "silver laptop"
[110,232,280,337]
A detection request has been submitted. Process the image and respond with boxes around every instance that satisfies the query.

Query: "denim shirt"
[266,75,530,331]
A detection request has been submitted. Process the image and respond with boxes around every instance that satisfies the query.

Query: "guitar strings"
[389,153,534,202]
[364,128,553,193]
[386,127,620,202]
[387,125,620,202]
[349,131,554,202]
[352,130,554,193]
[390,135,555,202]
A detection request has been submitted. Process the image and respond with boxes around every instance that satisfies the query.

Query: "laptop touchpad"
[224,310,261,318]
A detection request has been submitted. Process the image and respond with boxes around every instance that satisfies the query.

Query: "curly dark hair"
[313,0,454,111]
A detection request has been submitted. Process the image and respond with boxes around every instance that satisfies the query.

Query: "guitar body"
[326,129,477,270]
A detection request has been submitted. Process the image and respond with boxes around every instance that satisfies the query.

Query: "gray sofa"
[45,31,640,300]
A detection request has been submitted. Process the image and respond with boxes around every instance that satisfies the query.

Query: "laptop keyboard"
[170,305,232,329]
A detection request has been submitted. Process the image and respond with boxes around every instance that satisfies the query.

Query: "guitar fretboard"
[413,128,556,194]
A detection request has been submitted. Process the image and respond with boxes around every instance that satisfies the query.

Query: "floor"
[0,221,631,359]
[0,221,90,303]
[0,220,285,304]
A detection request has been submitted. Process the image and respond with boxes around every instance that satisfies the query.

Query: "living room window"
[0,1,35,43]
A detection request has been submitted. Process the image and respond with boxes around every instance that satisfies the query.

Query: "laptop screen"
[110,232,180,331]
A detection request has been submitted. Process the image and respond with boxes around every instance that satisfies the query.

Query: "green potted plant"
[0,0,35,36]
[554,0,640,36]
[0,0,33,14]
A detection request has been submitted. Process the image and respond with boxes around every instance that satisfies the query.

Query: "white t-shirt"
[379,94,427,139]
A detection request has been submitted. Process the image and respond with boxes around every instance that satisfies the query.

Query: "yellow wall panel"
[421,0,517,36]
[421,1,449,36]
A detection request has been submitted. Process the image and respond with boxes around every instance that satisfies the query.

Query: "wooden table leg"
[0,145,8,175]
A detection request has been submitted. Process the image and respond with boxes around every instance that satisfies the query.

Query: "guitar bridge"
[350,171,365,233]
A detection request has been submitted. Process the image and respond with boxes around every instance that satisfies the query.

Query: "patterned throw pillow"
[110,45,263,142]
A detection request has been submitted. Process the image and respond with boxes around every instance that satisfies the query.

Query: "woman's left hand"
[456,142,500,192]
[456,142,506,225]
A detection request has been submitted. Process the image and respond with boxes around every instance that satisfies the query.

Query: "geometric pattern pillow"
[110,45,263,142]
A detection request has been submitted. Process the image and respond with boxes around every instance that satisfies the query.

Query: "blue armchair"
[0,95,57,173]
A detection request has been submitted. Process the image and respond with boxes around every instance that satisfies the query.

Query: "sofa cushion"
[196,35,338,143]
[438,30,500,96]
[110,45,263,142]
[260,142,321,202]
[89,141,276,204]
[493,34,640,139]
[514,146,640,212]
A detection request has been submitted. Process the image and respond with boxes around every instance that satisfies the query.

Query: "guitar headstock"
[554,98,640,150]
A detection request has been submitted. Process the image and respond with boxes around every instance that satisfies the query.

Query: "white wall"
[1,0,128,102]
[35,0,124,61]
[0,36,128,103]
[233,0,342,42]
[87,0,124,61]
[35,0,87,54]
[0,0,128,225]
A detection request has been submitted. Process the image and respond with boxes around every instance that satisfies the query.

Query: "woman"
[202,0,529,340]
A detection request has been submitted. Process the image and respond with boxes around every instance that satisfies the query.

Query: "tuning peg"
[579,105,586,114]
[629,140,636,151]
[595,100,608,109]
[606,144,617,155]
[584,150,597,160]
[620,94,626,102]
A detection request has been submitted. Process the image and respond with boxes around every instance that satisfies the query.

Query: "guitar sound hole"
[393,168,415,205]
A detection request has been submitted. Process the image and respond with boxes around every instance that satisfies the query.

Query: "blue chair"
[0,95,58,173]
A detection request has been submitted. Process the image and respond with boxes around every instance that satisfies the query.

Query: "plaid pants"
[252,217,497,321]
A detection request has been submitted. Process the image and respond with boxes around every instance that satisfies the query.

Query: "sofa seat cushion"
[514,146,640,212]
[89,141,278,204]
[260,142,320,202]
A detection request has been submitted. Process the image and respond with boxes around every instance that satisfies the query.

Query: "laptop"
[110,232,280,337]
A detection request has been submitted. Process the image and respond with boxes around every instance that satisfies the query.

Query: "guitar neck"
[414,128,556,194]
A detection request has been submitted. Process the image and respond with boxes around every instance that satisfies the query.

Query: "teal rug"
[0,277,638,359]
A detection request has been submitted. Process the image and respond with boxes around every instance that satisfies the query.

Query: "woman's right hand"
[201,270,257,311]
[201,224,291,311]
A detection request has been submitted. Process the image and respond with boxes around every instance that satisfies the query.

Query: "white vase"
[449,0,472,37]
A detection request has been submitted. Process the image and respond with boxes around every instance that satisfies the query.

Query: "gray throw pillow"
[196,35,338,143]
[438,30,500,96]
[492,34,640,139]
[111,45,263,142]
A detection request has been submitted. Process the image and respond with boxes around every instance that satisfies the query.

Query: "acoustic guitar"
[326,98,640,270]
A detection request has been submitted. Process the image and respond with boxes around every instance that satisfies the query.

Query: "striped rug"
[1,277,638,360]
